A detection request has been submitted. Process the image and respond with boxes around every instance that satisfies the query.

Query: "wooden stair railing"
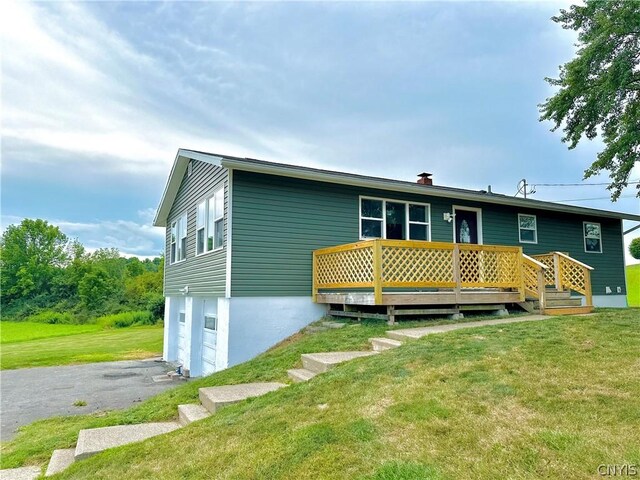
[522,255,548,314]
[531,252,594,307]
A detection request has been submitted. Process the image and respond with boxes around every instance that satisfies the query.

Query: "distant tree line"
[0,218,164,321]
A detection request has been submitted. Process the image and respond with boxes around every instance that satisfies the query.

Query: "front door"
[455,209,479,244]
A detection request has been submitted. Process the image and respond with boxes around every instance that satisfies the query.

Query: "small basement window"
[204,315,217,331]
[584,221,602,253]
[518,214,537,244]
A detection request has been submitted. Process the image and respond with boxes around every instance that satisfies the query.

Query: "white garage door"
[177,312,186,365]
[202,313,217,376]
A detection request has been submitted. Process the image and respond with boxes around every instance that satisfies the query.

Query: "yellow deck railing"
[313,240,593,309]
[531,252,594,306]
[313,240,527,305]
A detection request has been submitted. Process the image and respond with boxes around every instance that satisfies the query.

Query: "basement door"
[201,301,218,375]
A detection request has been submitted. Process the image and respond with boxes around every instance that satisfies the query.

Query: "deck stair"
[527,288,592,316]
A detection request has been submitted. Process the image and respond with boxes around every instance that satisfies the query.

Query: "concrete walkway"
[387,314,548,341]
[0,358,180,441]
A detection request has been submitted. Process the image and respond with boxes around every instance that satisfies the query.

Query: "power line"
[532,180,640,187]
[552,195,637,202]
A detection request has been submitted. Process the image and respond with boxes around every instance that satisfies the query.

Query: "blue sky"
[2,1,638,262]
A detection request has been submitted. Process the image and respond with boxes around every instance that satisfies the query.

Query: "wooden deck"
[312,239,594,321]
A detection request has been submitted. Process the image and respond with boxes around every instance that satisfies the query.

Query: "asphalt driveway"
[0,358,183,441]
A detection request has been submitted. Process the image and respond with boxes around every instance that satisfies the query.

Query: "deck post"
[518,248,526,302]
[373,240,383,305]
[312,251,318,302]
[387,306,395,325]
[553,253,562,291]
[584,268,593,307]
[536,268,546,314]
[453,244,461,303]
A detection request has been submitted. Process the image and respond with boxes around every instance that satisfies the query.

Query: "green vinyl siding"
[164,160,227,296]
[231,171,626,297]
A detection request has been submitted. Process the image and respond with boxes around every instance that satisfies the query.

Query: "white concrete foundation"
[592,294,628,308]
[227,296,326,367]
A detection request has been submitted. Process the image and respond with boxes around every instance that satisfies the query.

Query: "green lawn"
[627,264,640,306]
[0,325,163,370]
[2,310,639,480]
[0,322,101,344]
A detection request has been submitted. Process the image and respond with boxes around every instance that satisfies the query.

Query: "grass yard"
[0,322,101,344]
[0,325,163,370]
[2,309,639,479]
[627,264,640,306]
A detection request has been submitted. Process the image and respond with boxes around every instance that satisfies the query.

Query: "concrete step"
[198,382,286,414]
[321,321,346,329]
[45,449,75,477]
[544,306,594,316]
[369,337,403,352]
[386,315,548,341]
[301,351,378,374]
[178,404,211,426]
[75,422,180,460]
[0,466,41,480]
[287,368,317,383]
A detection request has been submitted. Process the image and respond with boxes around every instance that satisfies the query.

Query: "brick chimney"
[417,172,433,186]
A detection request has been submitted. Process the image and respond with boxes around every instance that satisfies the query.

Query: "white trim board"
[225,170,233,298]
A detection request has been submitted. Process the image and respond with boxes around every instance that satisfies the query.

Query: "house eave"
[153,149,224,227]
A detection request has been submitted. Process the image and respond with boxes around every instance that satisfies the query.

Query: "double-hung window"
[584,222,602,253]
[196,188,224,255]
[518,214,537,244]
[170,212,187,264]
[360,197,430,241]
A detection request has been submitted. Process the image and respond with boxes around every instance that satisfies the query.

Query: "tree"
[630,237,640,260]
[0,219,71,302]
[539,1,640,200]
[78,267,115,312]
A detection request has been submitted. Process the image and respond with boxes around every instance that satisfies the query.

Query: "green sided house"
[154,149,639,377]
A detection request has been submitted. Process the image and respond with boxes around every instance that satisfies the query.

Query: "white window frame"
[583,221,603,253]
[196,187,224,257]
[170,212,187,265]
[359,196,431,241]
[518,213,538,244]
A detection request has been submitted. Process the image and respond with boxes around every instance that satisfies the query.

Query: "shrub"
[95,311,156,328]
[24,311,77,324]
[630,237,640,260]
[146,293,165,320]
